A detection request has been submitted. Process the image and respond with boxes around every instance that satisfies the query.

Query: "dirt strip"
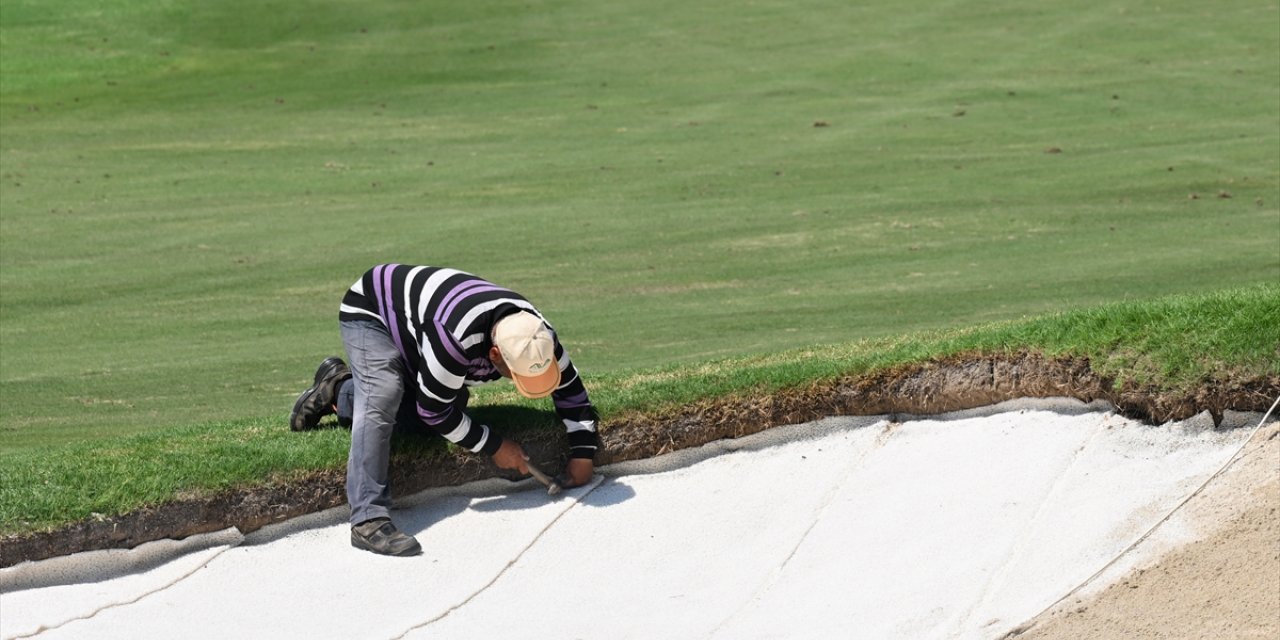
[2,352,1276,568]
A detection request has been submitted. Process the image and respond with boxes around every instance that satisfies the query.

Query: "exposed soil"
[2,352,1276,572]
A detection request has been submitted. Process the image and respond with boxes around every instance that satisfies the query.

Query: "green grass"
[2,285,1277,535]
[1,0,1277,532]
[590,283,1280,414]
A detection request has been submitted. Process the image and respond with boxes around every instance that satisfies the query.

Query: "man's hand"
[557,458,594,489]
[491,439,529,475]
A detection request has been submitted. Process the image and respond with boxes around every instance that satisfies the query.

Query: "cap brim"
[512,366,560,399]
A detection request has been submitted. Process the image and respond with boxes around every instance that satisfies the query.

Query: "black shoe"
[351,518,422,557]
[289,357,351,431]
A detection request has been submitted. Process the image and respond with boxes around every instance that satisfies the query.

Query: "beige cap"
[493,311,561,399]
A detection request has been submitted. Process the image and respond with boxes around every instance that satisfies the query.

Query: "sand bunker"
[1,399,1272,640]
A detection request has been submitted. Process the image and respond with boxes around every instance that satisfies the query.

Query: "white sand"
[0,399,1258,640]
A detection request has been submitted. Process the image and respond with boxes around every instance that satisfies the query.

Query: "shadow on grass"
[314,404,562,455]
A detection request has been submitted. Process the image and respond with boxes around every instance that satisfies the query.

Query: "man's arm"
[413,389,504,456]
[559,458,594,488]
[549,338,601,487]
[414,326,505,456]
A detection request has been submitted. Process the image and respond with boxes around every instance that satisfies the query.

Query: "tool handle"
[526,463,563,495]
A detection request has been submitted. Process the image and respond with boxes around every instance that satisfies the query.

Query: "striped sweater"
[338,264,600,459]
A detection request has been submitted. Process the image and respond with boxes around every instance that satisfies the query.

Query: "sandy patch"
[1012,416,1279,640]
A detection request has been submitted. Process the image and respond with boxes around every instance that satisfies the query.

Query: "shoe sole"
[289,385,320,431]
[314,357,346,385]
[290,357,349,432]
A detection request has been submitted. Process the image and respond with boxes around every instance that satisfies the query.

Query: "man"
[289,264,601,557]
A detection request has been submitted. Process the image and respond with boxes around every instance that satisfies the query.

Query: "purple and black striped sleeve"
[409,318,504,456]
[549,336,601,460]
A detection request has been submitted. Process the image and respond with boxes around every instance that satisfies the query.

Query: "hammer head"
[526,463,563,496]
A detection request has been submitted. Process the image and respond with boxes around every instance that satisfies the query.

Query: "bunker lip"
[2,351,1276,569]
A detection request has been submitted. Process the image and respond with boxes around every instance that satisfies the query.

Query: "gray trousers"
[340,319,408,525]
[341,319,467,525]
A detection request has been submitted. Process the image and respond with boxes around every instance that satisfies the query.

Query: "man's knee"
[356,367,408,421]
